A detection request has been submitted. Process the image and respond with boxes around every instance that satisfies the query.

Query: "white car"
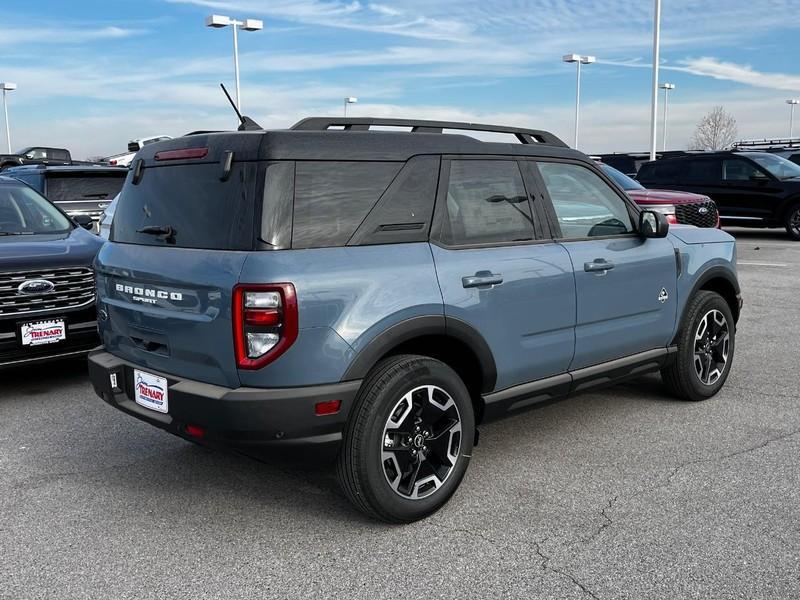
[103,135,172,167]
[98,194,119,239]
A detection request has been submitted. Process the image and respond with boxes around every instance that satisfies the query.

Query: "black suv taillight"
[233,283,298,369]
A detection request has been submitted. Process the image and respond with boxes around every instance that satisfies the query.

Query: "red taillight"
[315,400,341,416]
[233,283,298,370]
[185,424,205,438]
[109,159,117,165]
[154,147,208,161]
[245,308,280,326]
[666,214,678,225]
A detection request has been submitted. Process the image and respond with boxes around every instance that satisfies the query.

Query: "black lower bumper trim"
[88,350,362,455]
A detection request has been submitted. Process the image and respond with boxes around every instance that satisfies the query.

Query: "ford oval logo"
[698,207,709,215]
[18,279,55,295]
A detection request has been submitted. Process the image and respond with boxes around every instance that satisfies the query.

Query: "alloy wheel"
[381,385,462,500]
[790,207,800,238]
[693,309,730,386]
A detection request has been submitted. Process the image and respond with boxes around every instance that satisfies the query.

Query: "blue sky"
[3,0,800,158]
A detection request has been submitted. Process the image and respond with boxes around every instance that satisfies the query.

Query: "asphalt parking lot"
[1,227,798,600]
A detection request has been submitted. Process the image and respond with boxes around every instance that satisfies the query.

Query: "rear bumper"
[88,350,361,457]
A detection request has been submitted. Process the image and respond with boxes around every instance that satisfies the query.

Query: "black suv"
[637,151,800,240]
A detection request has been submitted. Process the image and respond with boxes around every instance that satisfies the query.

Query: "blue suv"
[88,118,742,522]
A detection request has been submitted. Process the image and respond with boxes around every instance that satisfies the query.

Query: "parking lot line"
[737,261,788,267]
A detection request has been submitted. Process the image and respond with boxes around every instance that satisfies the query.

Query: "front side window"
[538,162,634,239]
[0,184,71,234]
[440,160,533,246]
[723,158,766,182]
[745,153,800,180]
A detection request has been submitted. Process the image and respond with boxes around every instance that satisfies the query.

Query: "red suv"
[600,163,720,228]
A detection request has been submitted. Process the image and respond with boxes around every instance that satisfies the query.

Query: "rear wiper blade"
[137,225,177,240]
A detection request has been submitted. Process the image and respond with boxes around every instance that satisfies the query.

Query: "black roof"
[134,117,585,165]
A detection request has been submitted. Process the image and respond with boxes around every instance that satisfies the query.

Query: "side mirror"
[639,210,669,238]
[24,153,34,160]
[749,174,769,184]
[73,214,95,230]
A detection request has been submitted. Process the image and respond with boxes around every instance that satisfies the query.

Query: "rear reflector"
[185,424,206,438]
[315,400,341,416]
[154,147,209,161]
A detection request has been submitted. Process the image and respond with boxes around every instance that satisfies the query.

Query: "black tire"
[785,203,800,241]
[661,291,735,401]
[337,354,475,523]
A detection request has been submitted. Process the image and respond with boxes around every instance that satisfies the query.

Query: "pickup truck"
[102,135,172,167]
[0,147,83,170]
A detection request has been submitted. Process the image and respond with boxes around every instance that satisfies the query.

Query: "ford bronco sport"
[88,118,742,522]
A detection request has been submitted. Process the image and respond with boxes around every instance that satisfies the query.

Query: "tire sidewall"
[785,203,800,240]
[679,292,736,399]
[359,359,475,522]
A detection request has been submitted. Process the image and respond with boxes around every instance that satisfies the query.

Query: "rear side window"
[46,173,125,202]
[112,162,257,250]
[638,160,680,184]
[683,159,721,184]
[538,162,633,238]
[50,149,70,161]
[440,160,534,246]
[292,161,402,249]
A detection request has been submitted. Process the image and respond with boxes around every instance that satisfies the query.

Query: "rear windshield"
[111,162,256,250]
[47,173,125,202]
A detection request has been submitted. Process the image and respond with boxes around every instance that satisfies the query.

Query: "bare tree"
[689,106,738,150]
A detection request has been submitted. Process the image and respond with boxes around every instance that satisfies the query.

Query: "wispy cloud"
[677,57,800,92]
[0,25,144,45]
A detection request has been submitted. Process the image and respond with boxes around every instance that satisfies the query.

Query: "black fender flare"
[677,266,741,336]
[341,315,497,393]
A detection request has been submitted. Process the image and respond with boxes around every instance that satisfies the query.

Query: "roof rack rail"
[290,117,569,148]
[732,137,800,149]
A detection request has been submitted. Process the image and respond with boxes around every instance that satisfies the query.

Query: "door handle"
[584,259,615,273]
[462,272,504,288]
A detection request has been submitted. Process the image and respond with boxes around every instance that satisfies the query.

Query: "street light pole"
[787,99,799,138]
[0,83,16,153]
[344,97,358,117]
[649,0,662,161]
[660,83,675,151]
[562,54,595,149]
[205,15,264,111]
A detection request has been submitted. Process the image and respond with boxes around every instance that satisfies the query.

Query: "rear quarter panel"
[237,243,444,387]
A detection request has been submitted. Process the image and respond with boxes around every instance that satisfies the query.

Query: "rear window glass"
[112,162,256,250]
[47,173,125,202]
[638,160,680,184]
[292,161,402,249]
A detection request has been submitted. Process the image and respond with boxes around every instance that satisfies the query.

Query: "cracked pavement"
[1,228,798,599]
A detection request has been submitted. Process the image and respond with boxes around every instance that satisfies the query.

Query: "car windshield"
[745,153,800,180]
[600,164,645,191]
[0,183,72,235]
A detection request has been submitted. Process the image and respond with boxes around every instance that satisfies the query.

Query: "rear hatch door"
[97,134,264,387]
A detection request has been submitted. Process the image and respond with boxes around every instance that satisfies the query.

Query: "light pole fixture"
[344,96,358,117]
[659,83,675,151]
[562,54,595,149]
[205,14,263,112]
[0,82,16,153]
[787,99,800,138]
[649,0,662,161]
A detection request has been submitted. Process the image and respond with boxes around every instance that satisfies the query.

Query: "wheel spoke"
[381,384,463,501]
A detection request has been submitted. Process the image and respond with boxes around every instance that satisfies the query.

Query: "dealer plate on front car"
[20,319,66,346]
[133,369,169,413]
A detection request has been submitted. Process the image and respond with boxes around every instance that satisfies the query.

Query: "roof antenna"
[220,83,262,131]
